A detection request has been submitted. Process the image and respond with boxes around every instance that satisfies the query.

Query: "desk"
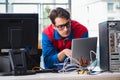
[0,72,120,80]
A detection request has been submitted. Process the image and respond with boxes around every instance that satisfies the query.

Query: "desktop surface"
[0,71,120,80]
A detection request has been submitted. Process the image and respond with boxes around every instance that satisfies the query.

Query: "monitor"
[0,13,38,50]
[0,14,40,74]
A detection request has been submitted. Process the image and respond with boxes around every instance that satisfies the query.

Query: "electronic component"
[99,21,120,72]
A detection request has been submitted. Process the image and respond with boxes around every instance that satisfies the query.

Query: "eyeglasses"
[55,20,71,30]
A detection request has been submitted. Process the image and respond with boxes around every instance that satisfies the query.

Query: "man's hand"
[58,49,72,62]
[62,49,72,58]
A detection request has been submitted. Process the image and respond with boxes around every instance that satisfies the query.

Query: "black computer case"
[99,21,120,72]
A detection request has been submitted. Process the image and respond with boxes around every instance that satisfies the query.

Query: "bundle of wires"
[58,50,98,74]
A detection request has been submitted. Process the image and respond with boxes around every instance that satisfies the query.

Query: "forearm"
[43,52,59,69]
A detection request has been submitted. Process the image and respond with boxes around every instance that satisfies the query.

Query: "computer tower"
[99,21,120,71]
[99,21,120,72]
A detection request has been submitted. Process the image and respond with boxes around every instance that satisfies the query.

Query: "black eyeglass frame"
[55,20,71,30]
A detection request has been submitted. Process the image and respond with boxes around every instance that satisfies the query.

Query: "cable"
[58,50,98,74]
[58,57,84,73]
[88,50,97,69]
[32,66,44,71]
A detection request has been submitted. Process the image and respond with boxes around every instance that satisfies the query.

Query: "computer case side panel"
[99,21,109,71]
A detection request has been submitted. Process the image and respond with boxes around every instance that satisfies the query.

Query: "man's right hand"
[58,49,72,62]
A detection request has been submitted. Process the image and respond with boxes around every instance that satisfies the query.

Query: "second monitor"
[0,13,40,75]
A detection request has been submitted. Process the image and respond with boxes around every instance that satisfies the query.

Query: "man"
[42,7,89,69]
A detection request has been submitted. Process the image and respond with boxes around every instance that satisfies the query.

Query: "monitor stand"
[7,28,36,75]
[9,49,35,75]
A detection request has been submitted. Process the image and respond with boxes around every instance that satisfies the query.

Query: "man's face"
[54,17,71,38]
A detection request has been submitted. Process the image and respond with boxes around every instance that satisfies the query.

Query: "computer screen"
[0,14,40,73]
[0,13,38,50]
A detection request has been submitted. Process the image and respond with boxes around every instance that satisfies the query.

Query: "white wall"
[71,0,107,37]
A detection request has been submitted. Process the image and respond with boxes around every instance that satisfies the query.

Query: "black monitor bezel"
[0,13,38,50]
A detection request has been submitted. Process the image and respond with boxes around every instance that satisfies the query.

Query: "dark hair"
[49,7,70,25]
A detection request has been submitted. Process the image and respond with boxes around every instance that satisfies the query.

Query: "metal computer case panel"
[99,21,120,72]
[99,21,109,71]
